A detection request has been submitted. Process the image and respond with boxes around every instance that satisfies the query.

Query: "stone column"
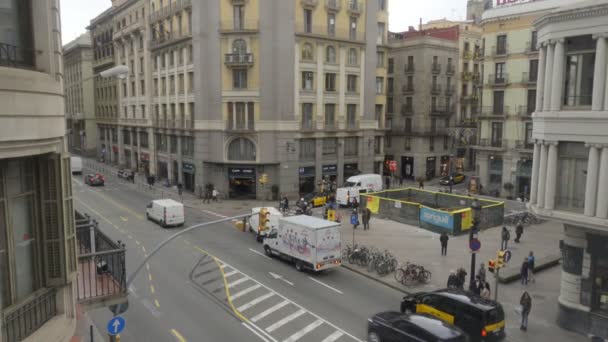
[596,146,608,218]
[543,42,554,112]
[148,129,156,175]
[544,142,558,210]
[129,131,136,168]
[537,142,548,208]
[536,45,546,112]
[167,135,174,183]
[592,35,607,111]
[584,144,600,216]
[117,128,124,165]
[177,136,183,184]
[551,39,565,111]
[530,142,541,204]
[106,128,113,164]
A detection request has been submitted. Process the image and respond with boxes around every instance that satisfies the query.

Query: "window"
[527,89,536,114]
[347,75,357,93]
[404,137,411,151]
[140,132,149,148]
[495,62,505,81]
[387,78,394,94]
[375,104,383,122]
[430,136,435,151]
[140,80,145,95]
[302,43,314,60]
[376,51,385,67]
[493,91,505,114]
[304,9,312,33]
[407,76,414,89]
[348,48,358,65]
[524,122,533,148]
[141,104,146,118]
[139,35,144,49]
[407,56,414,69]
[496,35,507,55]
[326,45,336,63]
[443,136,449,150]
[178,74,184,93]
[388,58,394,73]
[405,97,413,113]
[327,13,335,36]
[325,73,336,91]
[565,49,595,107]
[344,137,358,156]
[325,104,336,128]
[323,139,337,156]
[385,136,391,148]
[233,68,248,89]
[491,122,503,147]
[169,51,174,66]
[376,77,384,94]
[302,71,314,90]
[556,142,587,210]
[405,118,412,133]
[346,104,357,128]
[530,31,538,51]
[232,39,247,54]
[374,137,382,154]
[182,136,194,156]
[188,72,194,92]
[139,57,144,72]
[349,17,358,40]
[378,0,386,10]
[377,22,385,45]
[302,103,313,129]
[529,59,538,81]
[233,5,244,30]
[299,139,315,160]
[228,138,256,161]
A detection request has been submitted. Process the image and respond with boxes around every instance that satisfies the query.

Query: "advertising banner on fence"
[459,208,473,231]
[366,196,380,214]
[420,206,454,231]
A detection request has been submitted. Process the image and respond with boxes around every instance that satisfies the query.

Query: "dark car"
[440,173,466,186]
[84,173,105,186]
[401,289,505,342]
[368,311,468,342]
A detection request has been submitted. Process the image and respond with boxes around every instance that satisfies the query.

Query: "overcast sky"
[60,0,469,43]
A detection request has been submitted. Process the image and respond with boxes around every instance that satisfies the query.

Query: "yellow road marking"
[146,263,151,271]
[154,299,160,308]
[148,274,153,282]
[142,246,147,252]
[135,240,141,246]
[120,216,128,222]
[170,329,187,342]
[150,285,155,294]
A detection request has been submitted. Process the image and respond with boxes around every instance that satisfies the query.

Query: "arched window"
[326,45,336,63]
[302,43,313,61]
[348,48,358,65]
[232,39,247,54]
[228,138,256,161]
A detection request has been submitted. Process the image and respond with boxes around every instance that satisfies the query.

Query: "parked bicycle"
[394,262,432,286]
[504,211,544,226]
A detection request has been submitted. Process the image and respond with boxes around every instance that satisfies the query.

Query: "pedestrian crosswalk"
[190,256,361,342]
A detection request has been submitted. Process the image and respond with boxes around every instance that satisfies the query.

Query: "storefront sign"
[420,207,454,231]
[298,166,315,177]
[182,162,195,174]
[322,164,337,175]
[229,167,255,177]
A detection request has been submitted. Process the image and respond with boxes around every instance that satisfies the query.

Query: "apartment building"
[475,0,572,198]
[386,27,458,181]
[0,1,78,341]
[192,0,388,199]
[64,33,97,157]
[466,0,493,24]
[529,0,608,338]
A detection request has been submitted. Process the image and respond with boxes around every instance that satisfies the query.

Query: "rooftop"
[481,0,584,21]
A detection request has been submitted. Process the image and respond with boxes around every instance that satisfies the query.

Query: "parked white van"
[336,174,383,206]
[71,156,83,175]
[146,199,185,228]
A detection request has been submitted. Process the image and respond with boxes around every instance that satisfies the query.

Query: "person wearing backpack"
[501,226,511,251]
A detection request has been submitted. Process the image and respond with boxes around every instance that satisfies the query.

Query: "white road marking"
[237,292,275,312]
[242,322,274,342]
[282,319,324,342]
[321,331,344,342]
[227,276,250,288]
[269,272,294,286]
[231,284,262,300]
[249,248,272,259]
[308,277,343,294]
[72,178,84,186]
[251,300,290,323]
[224,270,239,278]
[265,309,306,332]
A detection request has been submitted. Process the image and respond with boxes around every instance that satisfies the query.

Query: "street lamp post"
[468,198,482,290]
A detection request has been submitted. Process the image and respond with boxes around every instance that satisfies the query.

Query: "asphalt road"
[73,172,404,342]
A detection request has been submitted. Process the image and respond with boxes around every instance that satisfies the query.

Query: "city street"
[73,169,403,342]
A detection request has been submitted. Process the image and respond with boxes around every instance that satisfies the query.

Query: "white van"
[336,174,383,206]
[146,199,185,228]
[71,156,83,175]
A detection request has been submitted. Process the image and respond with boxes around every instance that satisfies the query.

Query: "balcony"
[224,53,254,67]
[404,64,414,74]
[454,119,478,128]
[518,105,534,117]
[460,94,479,104]
[522,72,537,85]
[462,50,473,60]
[0,42,36,69]
[431,63,441,74]
[480,105,509,117]
[227,119,255,132]
[2,288,57,342]
[402,84,414,95]
[474,50,483,60]
[430,104,455,116]
[491,45,509,58]
[324,121,337,131]
[401,105,414,115]
[75,211,127,311]
[431,84,442,95]
[153,117,168,128]
[149,0,192,22]
[461,71,473,81]
[487,74,510,87]
[149,31,192,51]
[345,120,360,131]
[325,0,341,11]
[472,72,481,84]
[515,140,534,151]
[301,0,318,8]
[300,120,315,132]
[525,41,539,54]
[478,138,507,149]
[347,0,362,15]
[220,19,260,33]
[445,85,455,96]
[446,64,455,75]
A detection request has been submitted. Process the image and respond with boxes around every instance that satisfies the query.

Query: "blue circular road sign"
[469,238,481,252]
[107,316,126,336]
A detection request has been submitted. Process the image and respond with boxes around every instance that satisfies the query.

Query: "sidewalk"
[70,305,105,342]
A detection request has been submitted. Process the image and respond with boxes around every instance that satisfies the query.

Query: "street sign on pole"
[469,238,481,253]
[107,316,126,336]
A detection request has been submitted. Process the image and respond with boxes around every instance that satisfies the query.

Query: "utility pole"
[494,268,500,301]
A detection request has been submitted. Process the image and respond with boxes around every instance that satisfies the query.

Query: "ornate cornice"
[534,3,608,29]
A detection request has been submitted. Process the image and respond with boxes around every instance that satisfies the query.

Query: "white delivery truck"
[263,215,342,272]
[70,156,83,175]
[146,199,185,228]
[248,207,283,242]
[336,174,383,206]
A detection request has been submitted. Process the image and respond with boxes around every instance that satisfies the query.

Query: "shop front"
[440,155,450,177]
[322,164,337,191]
[140,153,150,174]
[425,157,436,180]
[182,162,195,192]
[157,159,168,180]
[343,163,359,181]
[488,155,503,196]
[383,155,394,176]
[112,145,118,165]
[124,149,131,169]
[228,167,257,199]
[401,156,414,179]
[516,158,532,199]
[298,166,316,196]
[587,235,608,318]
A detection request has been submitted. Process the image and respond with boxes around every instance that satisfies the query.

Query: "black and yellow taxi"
[368,311,469,342]
[400,289,505,341]
[440,173,466,186]
[303,192,331,207]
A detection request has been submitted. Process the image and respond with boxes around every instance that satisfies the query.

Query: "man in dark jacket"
[440,232,449,256]
[515,222,524,243]
[501,226,511,250]
[447,270,458,288]
[362,207,371,231]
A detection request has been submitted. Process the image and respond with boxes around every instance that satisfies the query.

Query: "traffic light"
[488,259,496,273]
[497,251,506,268]
[258,208,270,232]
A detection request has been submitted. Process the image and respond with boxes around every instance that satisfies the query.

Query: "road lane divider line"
[135,240,141,246]
[142,246,147,252]
[76,181,145,220]
[146,263,150,271]
[265,309,306,333]
[237,292,275,312]
[150,285,155,294]
[283,319,324,342]
[223,270,239,278]
[148,274,153,282]
[227,276,250,288]
[154,299,160,308]
[249,248,272,259]
[170,329,187,342]
[242,322,273,342]
[308,277,343,294]
[250,300,290,323]
[321,330,345,342]
[231,284,261,300]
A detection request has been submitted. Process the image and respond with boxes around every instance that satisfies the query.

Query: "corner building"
[529,0,608,338]
[192,0,388,199]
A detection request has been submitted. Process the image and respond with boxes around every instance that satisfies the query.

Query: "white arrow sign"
[269,272,294,286]
[112,320,121,333]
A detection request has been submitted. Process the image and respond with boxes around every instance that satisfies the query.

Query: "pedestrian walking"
[351,196,359,209]
[399,176,404,187]
[515,221,524,243]
[212,187,219,202]
[439,232,449,256]
[203,189,211,204]
[478,263,486,283]
[350,209,359,230]
[501,226,511,251]
[520,259,529,285]
[385,176,391,190]
[481,282,491,299]
[472,276,482,296]
[362,207,371,231]
[527,251,536,284]
[455,268,467,289]
[418,179,424,189]
[520,291,532,331]
[447,270,458,288]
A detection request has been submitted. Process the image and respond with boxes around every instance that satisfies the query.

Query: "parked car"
[303,192,331,208]
[367,311,468,342]
[440,173,466,186]
[146,199,185,228]
[84,173,105,186]
[117,168,134,180]
[401,289,505,341]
